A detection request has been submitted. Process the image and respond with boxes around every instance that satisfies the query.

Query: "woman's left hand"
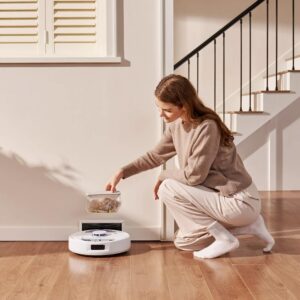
[153,179,162,200]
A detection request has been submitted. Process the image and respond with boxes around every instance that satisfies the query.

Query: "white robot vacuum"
[68,191,131,256]
[69,229,131,256]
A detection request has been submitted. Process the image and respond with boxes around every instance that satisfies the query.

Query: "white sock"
[230,215,275,252]
[193,221,239,259]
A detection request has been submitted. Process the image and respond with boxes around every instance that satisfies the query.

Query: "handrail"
[174,0,265,70]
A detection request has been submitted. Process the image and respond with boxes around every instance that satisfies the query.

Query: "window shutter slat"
[0,11,38,19]
[0,3,37,10]
[55,35,95,43]
[0,35,37,43]
[54,0,96,2]
[0,27,37,34]
[54,19,95,26]
[55,27,95,34]
[54,11,95,19]
[0,0,38,2]
[55,3,96,10]
[0,19,38,26]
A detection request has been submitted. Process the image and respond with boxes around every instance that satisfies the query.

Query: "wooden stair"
[242,90,292,96]
[263,69,300,78]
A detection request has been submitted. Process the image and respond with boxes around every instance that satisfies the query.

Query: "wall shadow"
[0,150,87,226]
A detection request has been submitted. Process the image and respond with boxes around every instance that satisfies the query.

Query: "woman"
[105,74,274,259]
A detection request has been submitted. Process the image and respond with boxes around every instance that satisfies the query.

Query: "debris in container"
[88,197,121,213]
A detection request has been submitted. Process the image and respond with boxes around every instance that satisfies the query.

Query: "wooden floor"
[1,191,300,300]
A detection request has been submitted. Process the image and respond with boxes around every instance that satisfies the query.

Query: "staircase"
[225,66,300,145]
[174,0,300,147]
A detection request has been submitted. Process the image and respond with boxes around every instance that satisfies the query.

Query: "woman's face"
[155,98,186,123]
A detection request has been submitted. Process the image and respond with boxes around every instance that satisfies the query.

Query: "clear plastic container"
[86,191,121,213]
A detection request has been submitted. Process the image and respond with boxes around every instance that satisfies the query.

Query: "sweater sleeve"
[121,125,176,179]
[158,120,221,185]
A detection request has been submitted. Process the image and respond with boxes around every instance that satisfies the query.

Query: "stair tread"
[227,111,265,114]
[263,69,300,78]
[242,90,291,96]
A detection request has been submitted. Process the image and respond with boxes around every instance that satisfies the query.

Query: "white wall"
[0,0,165,240]
[174,0,300,190]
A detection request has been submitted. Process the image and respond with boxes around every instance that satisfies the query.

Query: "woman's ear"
[181,105,188,115]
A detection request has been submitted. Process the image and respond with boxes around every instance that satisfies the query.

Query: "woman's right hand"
[105,169,124,192]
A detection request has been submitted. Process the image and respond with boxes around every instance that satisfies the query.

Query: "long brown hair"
[155,74,233,146]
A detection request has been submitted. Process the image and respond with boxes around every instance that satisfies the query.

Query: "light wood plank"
[0,242,43,299]
[48,252,100,300]
[265,254,300,299]
[197,258,254,299]
[7,242,67,300]
[129,242,172,300]
[234,264,297,300]
[88,253,131,300]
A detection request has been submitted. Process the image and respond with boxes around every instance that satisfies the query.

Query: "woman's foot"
[193,239,239,259]
[230,215,275,252]
[193,221,239,259]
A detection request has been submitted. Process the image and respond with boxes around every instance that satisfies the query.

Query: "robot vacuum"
[68,229,131,256]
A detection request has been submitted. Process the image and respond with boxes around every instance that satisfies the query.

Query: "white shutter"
[0,0,43,56]
[51,0,104,56]
[0,0,118,61]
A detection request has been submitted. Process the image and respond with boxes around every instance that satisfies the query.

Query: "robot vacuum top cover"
[68,229,131,256]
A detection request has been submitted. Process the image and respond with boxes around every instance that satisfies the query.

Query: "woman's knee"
[158,178,178,199]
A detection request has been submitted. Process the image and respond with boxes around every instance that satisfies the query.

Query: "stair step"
[226,111,265,114]
[263,69,300,78]
[242,90,292,96]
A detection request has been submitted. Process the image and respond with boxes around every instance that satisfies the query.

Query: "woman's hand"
[105,169,124,192]
[153,179,162,200]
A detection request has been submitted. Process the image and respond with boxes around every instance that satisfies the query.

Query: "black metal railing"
[240,19,243,111]
[174,0,298,120]
[275,0,278,90]
[266,0,269,90]
[292,0,295,70]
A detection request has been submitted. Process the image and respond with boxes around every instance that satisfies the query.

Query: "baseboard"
[0,225,163,241]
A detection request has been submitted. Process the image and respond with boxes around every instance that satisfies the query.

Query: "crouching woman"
[105,74,274,259]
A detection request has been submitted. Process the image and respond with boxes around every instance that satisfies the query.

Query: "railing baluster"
[275,0,278,90]
[292,0,295,70]
[196,52,199,93]
[240,19,243,112]
[249,12,252,111]
[266,0,269,90]
[214,39,216,112]
[188,59,190,80]
[223,32,225,122]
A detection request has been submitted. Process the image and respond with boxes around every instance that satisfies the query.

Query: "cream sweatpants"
[158,179,261,251]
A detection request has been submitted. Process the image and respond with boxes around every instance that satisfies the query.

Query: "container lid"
[86,191,121,197]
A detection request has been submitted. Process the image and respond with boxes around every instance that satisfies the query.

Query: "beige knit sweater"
[121,119,252,197]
